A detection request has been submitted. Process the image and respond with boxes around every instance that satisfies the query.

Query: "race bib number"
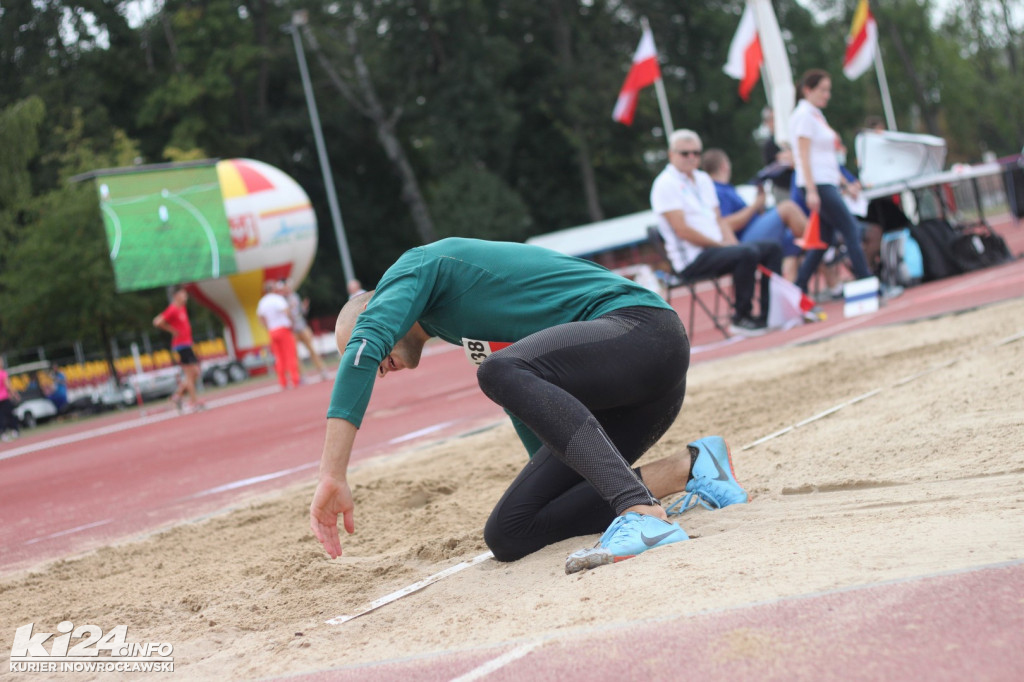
[461,338,512,366]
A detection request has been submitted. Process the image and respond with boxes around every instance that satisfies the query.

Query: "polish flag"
[843,0,878,80]
[723,4,762,101]
[612,27,661,126]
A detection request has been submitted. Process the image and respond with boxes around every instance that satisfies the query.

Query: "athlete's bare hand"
[310,477,355,558]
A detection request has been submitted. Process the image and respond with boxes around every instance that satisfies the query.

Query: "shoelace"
[665,482,727,517]
[597,514,631,547]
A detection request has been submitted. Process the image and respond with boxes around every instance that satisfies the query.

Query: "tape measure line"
[326,551,494,625]
[741,329,1024,451]
[323,331,1024,626]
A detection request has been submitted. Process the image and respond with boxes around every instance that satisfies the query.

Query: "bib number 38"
[461,338,512,366]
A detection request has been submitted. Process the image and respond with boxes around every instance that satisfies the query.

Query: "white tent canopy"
[525,210,656,258]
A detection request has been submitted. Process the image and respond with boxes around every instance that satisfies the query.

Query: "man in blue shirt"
[703,148,807,282]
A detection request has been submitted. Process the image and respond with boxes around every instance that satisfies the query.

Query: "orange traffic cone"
[795,211,828,250]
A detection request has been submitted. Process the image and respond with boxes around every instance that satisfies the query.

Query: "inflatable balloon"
[189,159,318,364]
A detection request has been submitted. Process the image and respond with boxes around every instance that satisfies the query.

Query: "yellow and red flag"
[843,0,878,80]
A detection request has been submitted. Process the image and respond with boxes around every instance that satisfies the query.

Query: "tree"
[301,21,437,244]
[0,108,163,358]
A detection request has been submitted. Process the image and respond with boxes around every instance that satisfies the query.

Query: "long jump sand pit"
[3,298,1023,680]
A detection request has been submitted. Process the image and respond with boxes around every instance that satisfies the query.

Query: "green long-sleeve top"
[327,238,671,429]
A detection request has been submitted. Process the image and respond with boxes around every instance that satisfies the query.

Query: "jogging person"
[310,238,747,573]
[153,287,205,413]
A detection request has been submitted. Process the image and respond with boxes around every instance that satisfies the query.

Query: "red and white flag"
[723,4,762,101]
[612,27,662,126]
[758,265,814,330]
[843,0,878,80]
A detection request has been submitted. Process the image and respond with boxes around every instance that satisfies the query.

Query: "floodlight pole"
[285,11,356,285]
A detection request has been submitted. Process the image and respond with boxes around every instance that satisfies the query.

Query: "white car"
[6,361,60,428]
[14,394,58,428]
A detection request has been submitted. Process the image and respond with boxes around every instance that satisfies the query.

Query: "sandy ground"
[2,298,1023,680]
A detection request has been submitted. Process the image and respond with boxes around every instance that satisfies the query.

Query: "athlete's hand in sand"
[310,477,355,558]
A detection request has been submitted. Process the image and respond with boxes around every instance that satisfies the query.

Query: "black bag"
[909,218,961,281]
[949,225,1014,272]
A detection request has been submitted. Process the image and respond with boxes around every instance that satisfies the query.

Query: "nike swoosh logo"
[709,453,730,482]
[640,529,680,547]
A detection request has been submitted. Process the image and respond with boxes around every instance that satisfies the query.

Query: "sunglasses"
[672,149,702,157]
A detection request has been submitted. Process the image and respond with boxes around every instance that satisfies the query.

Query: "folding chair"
[646,226,734,340]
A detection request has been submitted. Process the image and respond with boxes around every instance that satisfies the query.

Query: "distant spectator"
[703,148,807,282]
[46,366,69,413]
[0,357,21,442]
[789,69,873,294]
[258,281,302,389]
[855,115,913,235]
[760,107,796,205]
[650,129,782,336]
[153,287,205,413]
[347,279,367,300]
[281,279,330,381]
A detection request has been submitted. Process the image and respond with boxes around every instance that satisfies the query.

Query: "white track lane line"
[0,385,282,463]
[448,641,542,682]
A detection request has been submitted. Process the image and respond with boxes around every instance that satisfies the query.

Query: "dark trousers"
[680,241,782,320]
[0,398,18,434]
[477,306,689,562]
[795,184,873,292]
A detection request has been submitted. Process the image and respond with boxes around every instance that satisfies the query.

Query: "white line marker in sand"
[741,329,1024,451]
[321,330,1024,628]
[326,551,494,625]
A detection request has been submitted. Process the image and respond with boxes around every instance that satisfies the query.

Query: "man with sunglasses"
[651,129,782,335]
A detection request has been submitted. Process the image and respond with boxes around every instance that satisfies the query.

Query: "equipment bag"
[909,218,961,281]
[949,225,1013,272]
[880,228,924,288]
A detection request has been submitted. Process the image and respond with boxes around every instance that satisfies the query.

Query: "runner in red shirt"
[153,287,205,413]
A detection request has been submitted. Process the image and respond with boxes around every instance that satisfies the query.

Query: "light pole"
[284,10,356,286]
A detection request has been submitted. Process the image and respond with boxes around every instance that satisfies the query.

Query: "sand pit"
[2,299,1023,680]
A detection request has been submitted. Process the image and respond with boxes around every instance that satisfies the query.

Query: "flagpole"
[641,16,674,135]
[750,0,795,146]
[873,47,897,131]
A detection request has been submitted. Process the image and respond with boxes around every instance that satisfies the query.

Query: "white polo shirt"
[257,292,293,331]
[650,164,722,271]
[789,99,842,188]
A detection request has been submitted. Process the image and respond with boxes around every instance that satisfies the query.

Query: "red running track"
[286,560,1024,682]
[1,214,1022,574]
[1,214,1021,680]
[0,346,506,574]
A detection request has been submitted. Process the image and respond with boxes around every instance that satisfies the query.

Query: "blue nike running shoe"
[565,512,689,574]
[666,436,748,516]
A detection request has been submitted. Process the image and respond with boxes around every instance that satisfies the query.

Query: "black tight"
[477,306,689,562]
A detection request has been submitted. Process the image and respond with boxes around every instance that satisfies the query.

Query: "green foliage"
[429,164,533,242]
[0,107,161,350]
[1,0,1022,354]
[0,97,46,209]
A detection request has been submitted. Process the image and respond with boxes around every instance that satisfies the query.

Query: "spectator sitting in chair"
[44,366,69,414]
[650,129,783,336]
[702,148,807,283]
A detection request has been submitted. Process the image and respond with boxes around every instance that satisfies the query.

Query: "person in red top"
[153,287,205,413]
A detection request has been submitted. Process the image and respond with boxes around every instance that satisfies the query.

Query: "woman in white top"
[789,69,872,293]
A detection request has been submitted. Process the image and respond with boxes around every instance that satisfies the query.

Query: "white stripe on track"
[448,641,541,682]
